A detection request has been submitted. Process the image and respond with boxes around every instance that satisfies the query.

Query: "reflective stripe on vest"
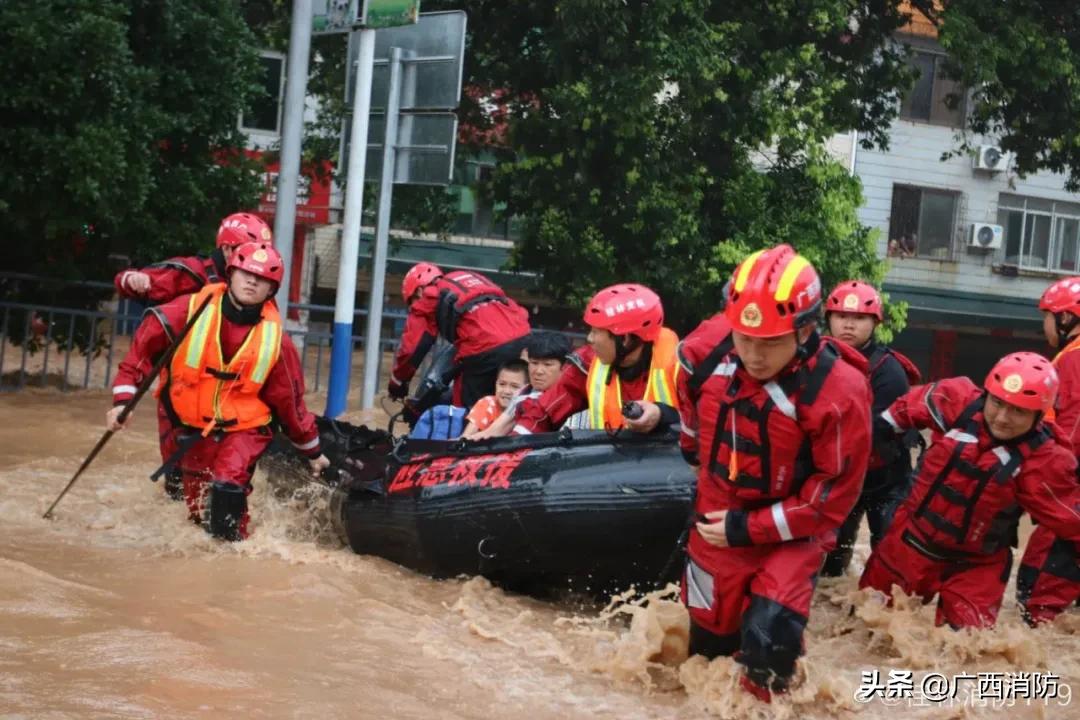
[585,327,679,430]
[168,283,282,433]
[707,341,837,495]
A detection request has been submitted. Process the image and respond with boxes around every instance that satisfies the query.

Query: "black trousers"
[822,468,912,577]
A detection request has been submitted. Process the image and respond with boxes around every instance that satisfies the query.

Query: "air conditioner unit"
[973,145,1011,172]
[969,222,1004,250]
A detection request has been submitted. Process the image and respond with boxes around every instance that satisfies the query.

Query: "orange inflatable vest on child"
[585,327,679,429]
[168,284,282,434]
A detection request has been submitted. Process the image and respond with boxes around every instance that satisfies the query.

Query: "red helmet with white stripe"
[984,352,1058,413]
[584,284,664,343]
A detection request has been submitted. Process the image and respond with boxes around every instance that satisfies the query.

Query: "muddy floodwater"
[1,389,1077,719]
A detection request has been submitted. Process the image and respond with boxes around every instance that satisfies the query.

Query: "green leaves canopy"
[422,0,917,332]
[0,0,264,297]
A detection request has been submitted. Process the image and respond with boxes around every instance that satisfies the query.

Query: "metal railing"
[0,271,582,397]
[0,297,409,395]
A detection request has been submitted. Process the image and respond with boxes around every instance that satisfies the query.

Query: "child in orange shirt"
[461,359,528,438]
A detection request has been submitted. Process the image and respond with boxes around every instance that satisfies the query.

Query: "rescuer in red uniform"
[862,351,1080,628]
[676,245,872,703]
[112,212,274,500]
[388,263,531,409]
[1015,278,1080,624]
[512,283,680,435]
[820,280,921,576]
[108,242,328,541]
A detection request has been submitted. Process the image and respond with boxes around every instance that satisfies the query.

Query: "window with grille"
[998,194,1080,272]
[888,185,959,260]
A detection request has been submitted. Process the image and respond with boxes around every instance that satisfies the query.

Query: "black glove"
[387,379,409,401]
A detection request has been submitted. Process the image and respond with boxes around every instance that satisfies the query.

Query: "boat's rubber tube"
[270,418,694,596]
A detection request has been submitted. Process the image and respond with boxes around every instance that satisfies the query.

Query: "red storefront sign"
[253,156,333,226]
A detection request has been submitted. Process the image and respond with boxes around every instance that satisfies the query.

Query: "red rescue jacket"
[114,251,227,305]
[881,377,1080,559]
[390,270,530,388]
[676,313,733,465]
[1047,336,1080,453]
[678,331,872,558]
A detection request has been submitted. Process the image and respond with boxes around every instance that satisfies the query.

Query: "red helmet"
[228,242,284,285]
[984,352,1058,413]
[825,280,883,321]
[724,245,822,338]
[1039,277,1080,316]
[584,283,664,342]
[402,262,443,301]
[217,212,273,249]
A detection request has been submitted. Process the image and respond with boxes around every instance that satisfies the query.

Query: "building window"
[240,52,285,134]
[999,193,1080,272]
[898,49,966,128]
[888,184,959,260]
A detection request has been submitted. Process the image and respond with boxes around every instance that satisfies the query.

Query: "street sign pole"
[273,0,314,317]
[329,9,463,417]
[360,47,403,409]
[326,27,377,418]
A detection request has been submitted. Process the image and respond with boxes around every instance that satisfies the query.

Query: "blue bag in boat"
[409,405,467,440]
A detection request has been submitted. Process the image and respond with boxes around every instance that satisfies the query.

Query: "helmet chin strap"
[613,333,642,366]
[1055,312,1079,348]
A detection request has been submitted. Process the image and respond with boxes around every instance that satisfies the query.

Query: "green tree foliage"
[0,0,264,301]
[909,1,1080,191]
[416,0,918,331]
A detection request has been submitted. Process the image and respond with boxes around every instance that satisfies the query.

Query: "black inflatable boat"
[267,417,695,596]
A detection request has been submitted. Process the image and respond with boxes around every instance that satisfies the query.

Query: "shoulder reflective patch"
[992,446,1013,465]
[945,429,978,444]
[880,409,901,431]
[764,381,797,420]
[686,558,714,610]
[712,362,737,376]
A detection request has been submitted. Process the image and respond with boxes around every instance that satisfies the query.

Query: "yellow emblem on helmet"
[843,293,860,310]
[261,227,272,241]
[1002,373,1024,393]
[252,248,269,263]
[740,302,763,328]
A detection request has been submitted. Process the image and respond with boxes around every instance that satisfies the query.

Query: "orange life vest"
[1045,335,1080,423]
[167,283,282,434]
[585,327,680,429]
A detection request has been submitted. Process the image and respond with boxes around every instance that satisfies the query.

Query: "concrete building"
[844,19,1077,380]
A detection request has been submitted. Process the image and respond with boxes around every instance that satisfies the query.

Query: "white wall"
[855,119,1080,302]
